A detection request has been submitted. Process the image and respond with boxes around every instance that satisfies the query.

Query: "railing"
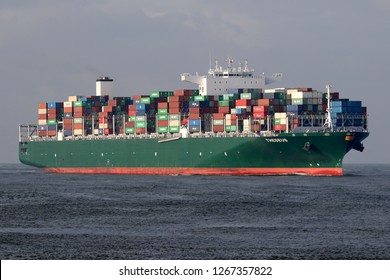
[19,113,368,143]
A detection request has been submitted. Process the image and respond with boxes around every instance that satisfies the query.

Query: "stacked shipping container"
[36,87,367,137]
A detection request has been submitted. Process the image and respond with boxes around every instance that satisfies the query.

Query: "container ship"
[19,58,369,176]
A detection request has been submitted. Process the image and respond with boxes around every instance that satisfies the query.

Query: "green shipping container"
[128,116,135,122]
[194,95,208,101]
[240,93,252,100]
[218,100,231,107]
[47,119,57,125]
[74,118,83,124]
[169,126,180,133]
[73,101,86,107]
[292,98,303,105]
[158,108,168,114]
[274,119,281,124]
[158,114,168,120]
[169,114,180,120]
[136,121,146,128]
[230,125,237,132]
[135,116,146,122]
[140,97,150,104]
[149,92,160,98]
[125,128,135,134]
[158,126,168,133]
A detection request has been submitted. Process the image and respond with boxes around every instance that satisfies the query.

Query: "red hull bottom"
[44,167,343,176]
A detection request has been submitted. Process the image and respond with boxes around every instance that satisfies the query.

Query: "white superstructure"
[96,77,113,96]
[181,57,282,96]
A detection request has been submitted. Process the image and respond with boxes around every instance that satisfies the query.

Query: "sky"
[1,0,389,163]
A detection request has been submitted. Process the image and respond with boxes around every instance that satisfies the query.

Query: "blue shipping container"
[189,120,201,126]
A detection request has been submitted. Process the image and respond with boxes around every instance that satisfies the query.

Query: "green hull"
[19,131,368,176]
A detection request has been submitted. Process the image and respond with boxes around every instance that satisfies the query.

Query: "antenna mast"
[324,84,334,131]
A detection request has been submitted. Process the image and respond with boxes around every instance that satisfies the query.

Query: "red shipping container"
[189,114,200,119]
[108,100,117,106]
[158,102,168,109]
[174,89,193,96]
[38,114,47,120]
[252,124,261,131]
[38,131,47,137]
[213,113,225,120]
[218,106,230,114]
[91,107,100,113]
[297,88,312,92]
[38,103,47,109]
[128,104,136,111]
[74,107,86,113]
[158,120,168,127]
[253,112,267,118]
[63,124,73,130]
[128,110,136,116]
[274,124,286,131]
[235,99,251,106]
[47,108,58,114]
[213,125,224,132]
[136,128,146,134]
[125,122,135,128]
[47,113,58,119]
[102,106,113,112]
[104,128,113,135]
[73,112,86,118]
[47,130,57,137]
[169,101,182,109]
[253,106,269,113]
[189,107,200,114]
[169,96,183,102]
[169,108,180,114]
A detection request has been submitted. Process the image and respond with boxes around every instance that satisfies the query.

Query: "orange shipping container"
[64,107,73,113]
[158,102,168,109]
[38,103,47,109]
[257,99,274,106]
[38,114,47,120]
[73,123,83,129]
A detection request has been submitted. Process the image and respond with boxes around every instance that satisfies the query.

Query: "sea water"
[0,163,389,259]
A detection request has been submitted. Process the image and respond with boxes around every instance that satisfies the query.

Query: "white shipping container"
[169,120,180,127]
[73,129,85,136]
[73,118,83,124]
[280,117,287,125]
[264,89,276,94]
[64,101,72,108]
[68,96,79,102]
[291,92,303,99]
[287,89,298,94]
[38,119,47,125]
[38,109,47,114]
